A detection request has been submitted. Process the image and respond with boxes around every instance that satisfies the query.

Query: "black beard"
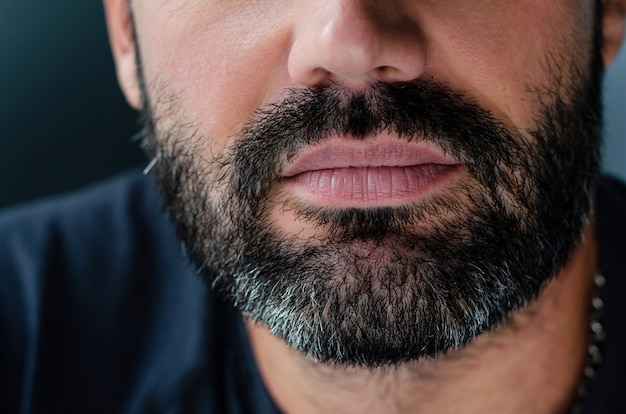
[139,43,603,367]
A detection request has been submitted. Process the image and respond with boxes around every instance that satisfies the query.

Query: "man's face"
[127,0,603,366]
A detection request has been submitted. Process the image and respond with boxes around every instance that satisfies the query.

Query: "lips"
[281,138,461,206]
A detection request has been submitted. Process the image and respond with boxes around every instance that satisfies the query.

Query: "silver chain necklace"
[571,274,606,414]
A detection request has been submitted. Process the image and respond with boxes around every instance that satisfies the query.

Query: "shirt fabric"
[0,170,624,413]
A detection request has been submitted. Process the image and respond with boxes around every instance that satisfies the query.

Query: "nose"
[288,1,427,89]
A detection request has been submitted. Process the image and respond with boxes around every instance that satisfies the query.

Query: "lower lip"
[284,164,459,206]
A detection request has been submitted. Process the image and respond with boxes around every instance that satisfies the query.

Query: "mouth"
[281,137,463,207]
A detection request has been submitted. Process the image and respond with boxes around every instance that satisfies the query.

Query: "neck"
[246,222,598,414]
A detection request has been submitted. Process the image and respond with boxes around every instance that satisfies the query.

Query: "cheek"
[137,2,293,154]
[424,0,594,129]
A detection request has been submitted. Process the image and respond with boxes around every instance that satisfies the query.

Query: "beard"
[137,39,603,367]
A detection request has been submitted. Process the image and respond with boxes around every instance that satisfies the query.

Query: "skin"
[104,0,626,412]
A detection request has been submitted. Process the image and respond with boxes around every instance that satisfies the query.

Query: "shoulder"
[0,169,162,249]
[0,170,173,303]
[0,169,185,279]
[0,170,216,413]
[0,168,180,345]
[0,168,164,296]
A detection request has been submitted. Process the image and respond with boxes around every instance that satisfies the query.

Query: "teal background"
[0,0,143,208]
[604,45,626,180]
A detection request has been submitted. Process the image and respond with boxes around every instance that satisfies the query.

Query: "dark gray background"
[0,1,143,208]
[0,1,624,208]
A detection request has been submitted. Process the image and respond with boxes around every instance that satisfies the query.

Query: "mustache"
[227,80,523,208]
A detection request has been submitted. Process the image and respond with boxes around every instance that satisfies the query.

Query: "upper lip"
[282,136,458,178]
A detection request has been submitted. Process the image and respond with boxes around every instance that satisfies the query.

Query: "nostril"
[375,66,404,82]
[377,65,394,74]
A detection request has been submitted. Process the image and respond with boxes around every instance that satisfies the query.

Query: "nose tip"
[288,2,427,89]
